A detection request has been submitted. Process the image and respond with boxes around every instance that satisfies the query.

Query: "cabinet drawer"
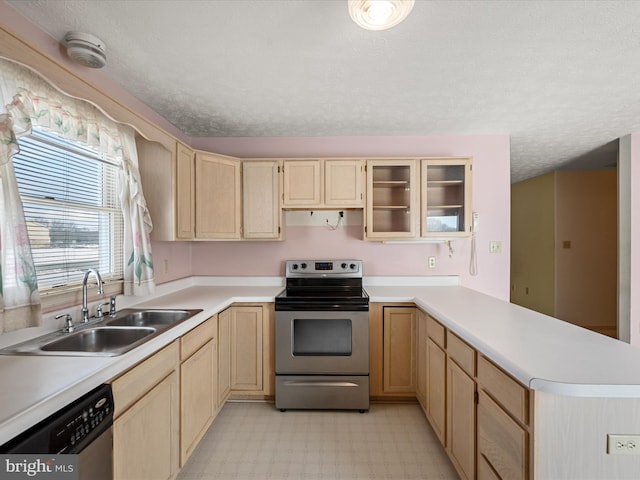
[478,355,528,425]
[426,315,445,349]
[181,315,216,360]
[477,453,502,480]
[478,391,528,480]
[447,332,475,376]
[112,341,179,417]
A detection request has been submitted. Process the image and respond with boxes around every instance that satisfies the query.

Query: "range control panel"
[285,260,362,277]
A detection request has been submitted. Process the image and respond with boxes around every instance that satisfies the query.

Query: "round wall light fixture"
[348,0,415,31]
[63,31,107,68]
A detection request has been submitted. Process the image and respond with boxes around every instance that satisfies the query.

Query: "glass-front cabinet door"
[365,159,418,239]
[421,158,472,237]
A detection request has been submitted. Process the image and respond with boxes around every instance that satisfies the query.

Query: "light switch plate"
[607,434,640,455]
[489,241,502,253]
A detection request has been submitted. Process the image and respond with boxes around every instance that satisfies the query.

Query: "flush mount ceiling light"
[348,0,415,31]
[62,31,106,68]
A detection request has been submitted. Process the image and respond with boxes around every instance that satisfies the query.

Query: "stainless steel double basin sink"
[0,308,203,357]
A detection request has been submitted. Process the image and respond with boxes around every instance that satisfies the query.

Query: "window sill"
[39,280,124,314]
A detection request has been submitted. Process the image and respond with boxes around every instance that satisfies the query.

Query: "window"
[13,128,124,292]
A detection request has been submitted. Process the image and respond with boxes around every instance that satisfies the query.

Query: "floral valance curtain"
[0,57,155,331]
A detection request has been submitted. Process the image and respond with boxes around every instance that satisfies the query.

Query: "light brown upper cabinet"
[243,160,282,240]
[324,159,364,206]
[195,152,242,239]
[176,142,196,239]
[137,138,185,241]
[365,159,419,239]
[365,157,472,241]
[282,159,363,208]
[421,158,472,238]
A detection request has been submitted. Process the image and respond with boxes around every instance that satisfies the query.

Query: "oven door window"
[292,318,352,356]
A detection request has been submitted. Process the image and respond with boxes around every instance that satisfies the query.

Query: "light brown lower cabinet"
[477,390,528,480]
[446,332,477,480]
[415,309,532,480]
[112,342,180,480]
[425,312,447,445]
[217,307,231,408]
[447,359,476,480]
[477,355,530,480]
[426,336,446,444]
[415,309,427,411]
[382,306,416,394]
[230,305,263,391]
[477,454,502,480]
[179,316,217,466]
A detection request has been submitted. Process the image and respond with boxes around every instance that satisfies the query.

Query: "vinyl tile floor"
[177,401,459,480]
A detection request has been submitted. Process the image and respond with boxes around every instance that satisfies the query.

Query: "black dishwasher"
[0,384,113,480]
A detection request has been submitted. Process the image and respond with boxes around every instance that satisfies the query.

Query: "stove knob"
[341,263,347,269]
[291,263,299,270]
[300,263,307,269]
[350,263,357,270]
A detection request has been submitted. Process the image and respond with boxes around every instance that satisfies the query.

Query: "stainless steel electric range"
[274,260,369,412]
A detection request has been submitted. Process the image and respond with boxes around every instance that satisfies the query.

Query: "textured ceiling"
[7,0,640,182]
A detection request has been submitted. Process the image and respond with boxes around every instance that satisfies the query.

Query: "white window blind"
[13,128,124,291]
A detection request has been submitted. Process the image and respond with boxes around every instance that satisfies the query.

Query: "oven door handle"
[282,380,362,388]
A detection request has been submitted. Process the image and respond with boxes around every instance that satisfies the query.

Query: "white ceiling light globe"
[348,0,415,31]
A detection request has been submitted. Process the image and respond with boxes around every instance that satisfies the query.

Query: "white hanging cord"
[469,233,478,276]
[469,212,478,276]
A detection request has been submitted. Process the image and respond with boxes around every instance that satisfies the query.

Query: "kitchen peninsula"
[0,276,639,479]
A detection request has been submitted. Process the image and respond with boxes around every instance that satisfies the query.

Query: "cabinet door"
[477,390,528,480]
[176,142,195,239]
[217,308,231,409]
[382,307,416,393]
[113,371,179,480]
[231,306,263,391]
[137,138,176,241]
[421,158,472,238]
[426,337,446,445]
[365,159,418,239]
[325,159,363,206]
[416,309,427,412]
[282,159,322,206]
[195,153,241,239]
[447,360,476,480]
[180,339,216,466]
[243,161,281,239]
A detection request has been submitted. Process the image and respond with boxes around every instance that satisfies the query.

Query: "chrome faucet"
[81,268,104,323]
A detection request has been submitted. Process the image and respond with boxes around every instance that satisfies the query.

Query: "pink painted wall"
[151,241,194,285]
[189,135,511,301]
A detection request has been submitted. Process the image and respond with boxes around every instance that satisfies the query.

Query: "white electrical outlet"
[489,241,502,253]
[428,256,436,269]
[607,434,640,455]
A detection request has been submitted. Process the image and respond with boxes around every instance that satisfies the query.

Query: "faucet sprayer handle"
[55,313,74,333]
[96,302,110,318]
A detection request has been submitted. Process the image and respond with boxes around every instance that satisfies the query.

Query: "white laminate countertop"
[366,285,640,397]
[0,281,283,445]
[1,276,640,445]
